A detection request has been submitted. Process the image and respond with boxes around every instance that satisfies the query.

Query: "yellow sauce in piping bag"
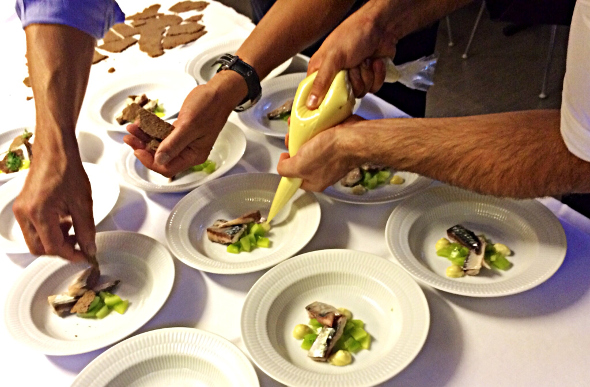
[266,70,355,224]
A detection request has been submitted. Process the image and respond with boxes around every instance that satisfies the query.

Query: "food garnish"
[340,163,396,195]
[115,94,165,125]
[267,99,293,121]
[436,224,512,277]
[0,129,33,174]
[206,210,272,253]
[293,302,371,366]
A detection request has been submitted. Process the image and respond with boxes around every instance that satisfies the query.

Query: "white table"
[2,1,590,386]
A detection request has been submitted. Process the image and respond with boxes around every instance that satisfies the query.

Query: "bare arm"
[278,110,590,198]
[130,0,357,176]
[13,24,96,262]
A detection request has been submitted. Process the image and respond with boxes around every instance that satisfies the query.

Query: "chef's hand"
[277,115,366,191]
[124,71,247,177]
[305,0,396,109]
[13,149,95,263]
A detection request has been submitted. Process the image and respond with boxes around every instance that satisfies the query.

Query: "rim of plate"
[72,327,259,387]
[385,185,567,297]
[115,121,246,193]
[0,127,34,183]
[85,70,196,133]
[238,73,306,138]
[165,172,321,274]
[0,162,119,253]
[184,37,292,85]
[241,249,430,387]
[4,231,175,355]
[323,172,432,205]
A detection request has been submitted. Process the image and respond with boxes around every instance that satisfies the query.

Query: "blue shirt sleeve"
[15,0,125,40]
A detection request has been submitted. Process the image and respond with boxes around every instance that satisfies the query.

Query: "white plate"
[85,70,196,133]
[4,231,175,355]
[241,249,429,387]
[0,126,34,183]
[184,37,292,85]
[385,185,567,297]
[238,73,305,138]
[72,327,259,387]
[323,171,432,204]
[116,121,246,193]
[0,162,120,254]
[166,172,321,274]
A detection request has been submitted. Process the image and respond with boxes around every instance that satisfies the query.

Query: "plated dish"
[166,172,321,274]
[71,327,258,387]
[0,162,120,254]
[4,231,175,355]
[184,37,292,85]
[241,249,429,387]
[0,127,34,183]
[385,185,567,297]
[85,70,195,133]
[116,121,246,193]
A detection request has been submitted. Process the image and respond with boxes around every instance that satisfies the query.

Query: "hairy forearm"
[344,110,590,198]
[237,0,356,78]
[26,24,95,162]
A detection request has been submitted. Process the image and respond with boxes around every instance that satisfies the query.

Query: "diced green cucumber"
[98,291,114,300]
[366,175,379,190]
[250,223,267,237]
[362,170,372,185]
[488,253,512,270]
[112,299,129,314]
[239,235,252,252]
[104,294,123,307]
[260,223,271,233]
[350,319,364,329]
[256,237,270,248]
[87,296,101,311]
[203,162,216,174]
[350,326,368,341]
[248,234,257,245]
[344,320,355,333]
[301,333,318,350]
[95,305,111,319]
[376,170,391,184]
[344,337,362,353]
[358,333,371,350]
[227,243,241,254]
[308,318,322,330]
[191,164,204,171]
[77,309,98,318]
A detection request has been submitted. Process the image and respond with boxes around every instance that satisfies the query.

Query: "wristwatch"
[213,54,261,112]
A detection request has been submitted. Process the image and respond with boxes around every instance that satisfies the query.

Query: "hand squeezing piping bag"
[265,55,437,224]
[266,70,355,223]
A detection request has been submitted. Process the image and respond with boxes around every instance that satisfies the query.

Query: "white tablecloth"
[2,1,590,386]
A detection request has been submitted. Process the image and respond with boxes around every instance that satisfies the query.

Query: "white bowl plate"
[4,231,175,355]
[85,70,196,133]
[116,121,246,193]
[166,172,321,274]
[71,327,259,387]
[0,162,120,253]
[241,249,430,387]
[385,185,567,296]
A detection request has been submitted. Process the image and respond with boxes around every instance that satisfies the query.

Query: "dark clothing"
[250,0,438,118]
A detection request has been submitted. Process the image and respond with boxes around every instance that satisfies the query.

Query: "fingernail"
[86,242,97,257]
[307,94,318,108]
[155,152,170,165]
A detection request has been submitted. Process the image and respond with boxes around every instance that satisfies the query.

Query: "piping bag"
[265,55,437,224]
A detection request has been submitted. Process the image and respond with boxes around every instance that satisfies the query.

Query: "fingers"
[70,194,96,259]
[370,58,386,93]
[348,67,364,97]
[123,134,148,152]
[153,121,196,166]
[33,210,87,263]
[276,152,294,177]
[359,59,375,97]
[284,133,289,150]
[307,55,343,110]
[126,123,153,143]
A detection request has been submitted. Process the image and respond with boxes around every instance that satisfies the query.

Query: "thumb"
[276,152,297,178]
[70,199,97,260]
[154,121,194,166]
[306,58,341,110]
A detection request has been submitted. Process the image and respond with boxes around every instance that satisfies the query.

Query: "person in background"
[276,1,590,199]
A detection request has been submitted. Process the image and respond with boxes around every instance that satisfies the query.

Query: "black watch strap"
[213,54,261,112]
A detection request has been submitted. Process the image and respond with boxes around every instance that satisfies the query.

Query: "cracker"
[23,77,31,87]
[138,28,165,58]
[126,4,161,20]
[169,1,208,13]
[183,14,203,23]
[162,29,207,49]
[166,22,204,36]
[102,30,122,43]
[92,50,109,64]
[111,23,139,37]
[108,67,116,73]
[98,37,138,53]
